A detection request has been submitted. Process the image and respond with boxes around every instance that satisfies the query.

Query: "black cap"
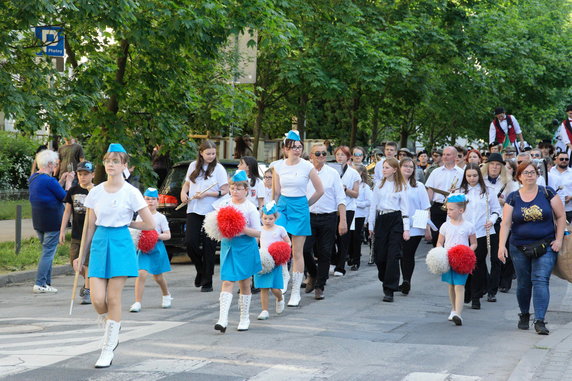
[77,161,94,173]
[488,153,505,165]
[566,105,572,112]
[494,107,505,115]
[489,141,500,148]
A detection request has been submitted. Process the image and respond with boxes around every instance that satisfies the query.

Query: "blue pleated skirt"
[254,265,284,289]
[137,240,171,275]
[89,226,138,279]
[220,235,262,281]
[276,195,311,236]
[441,269,468,286]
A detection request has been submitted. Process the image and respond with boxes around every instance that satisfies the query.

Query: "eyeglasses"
[457,154,463,158]
[560,158,570,161]
[290,145,303,151]
[263,176,272,179]
[353,152,363,157]
[313,151,327,157]
[522,170,537,176]
[531,153,541,158]
[103,159,122,166]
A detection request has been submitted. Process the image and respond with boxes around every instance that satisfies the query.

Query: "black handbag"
[517,239,551,259]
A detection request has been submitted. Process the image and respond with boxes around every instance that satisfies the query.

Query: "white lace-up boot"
[214,292,233,333]
[288,272,304,307]
[237,294,252,331]
[94,320,121,368]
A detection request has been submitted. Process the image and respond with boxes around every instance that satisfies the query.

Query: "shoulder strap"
[340,164,349,178]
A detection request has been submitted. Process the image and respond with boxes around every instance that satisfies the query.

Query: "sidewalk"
[0,218,36,242]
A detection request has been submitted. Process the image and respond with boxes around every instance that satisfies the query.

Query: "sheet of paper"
[412,209,429,229]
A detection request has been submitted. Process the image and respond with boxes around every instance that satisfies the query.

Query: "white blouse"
[462,184,502,238]
[355,183,372,219]
[184,161,229,215]
[340,165,361,211]
[246,177,265,208]
[84,183,147,227]
[368,179,409,231]
[404,182,431,237]
[275,159,314,197]
[440,220,476,251]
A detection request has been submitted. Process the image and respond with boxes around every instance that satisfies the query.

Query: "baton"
[175,183,217,210]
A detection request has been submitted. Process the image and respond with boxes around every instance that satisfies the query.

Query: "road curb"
[0,265,74,287]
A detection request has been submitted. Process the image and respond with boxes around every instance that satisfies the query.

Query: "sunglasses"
[560,158,570,161]
[353,152,364,157]
[531,153,541,158]
[313,151,328,157]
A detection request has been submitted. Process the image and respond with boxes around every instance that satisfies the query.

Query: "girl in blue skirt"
[436,193,477,326]
[130,188,173,313]
[273,130,324,307]
[215,171,262,333]
[254,201,290,320]
[82,144,155,368]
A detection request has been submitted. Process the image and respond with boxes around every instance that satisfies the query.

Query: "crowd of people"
[26,105,572,368]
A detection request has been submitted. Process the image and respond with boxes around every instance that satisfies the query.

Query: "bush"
[0,132,38,190]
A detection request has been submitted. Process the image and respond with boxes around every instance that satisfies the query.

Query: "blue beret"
[447,193,467,203]
[285,130,301,141]
[144,187,159,198]
[107,143,127,153]
[231,170,248,183]
[262,201,277,215]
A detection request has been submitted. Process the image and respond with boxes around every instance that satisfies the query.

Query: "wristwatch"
[218,190,222,197]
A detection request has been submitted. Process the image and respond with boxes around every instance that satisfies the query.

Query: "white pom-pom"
[426,247,450,275]
[129,228,141,247]
[203,210,223,242]
[259,248,276,274]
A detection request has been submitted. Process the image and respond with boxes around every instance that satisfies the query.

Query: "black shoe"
[383,294,394,302]
[201,284,213,292]
[518,313,530,330]
[464,294,471,304]
[350,265,359,271]
[471,299,481,310]
[499,287,509,293]
[400,281,410,295]
[194,273,202,288]
[251,287,260,294]
[534,319,549,335]
[487,294,497,302]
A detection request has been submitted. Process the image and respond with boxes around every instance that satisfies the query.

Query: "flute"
[485,188,491,258]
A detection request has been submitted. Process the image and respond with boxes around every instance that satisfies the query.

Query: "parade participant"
[263,168,273,204]
[498,161,565,335]
[29,150,69,294]
[465,149,482,166]
[254,202,289,320]
[425,149,443,180]
[416,150,429,182]
[368,158,410,302]
[437,193,478,326]
[129,188,173,313]
[557,105,572,158]
[459,163,501,308]
[455,146,467,170]
[399,157,431,295]
[549,151,572,222]
[350,146,366,169]
[489,107,525,153]
[238,156,265,209]
[538,140,555,160]
[181,140,229,292]
[373,141,398,183]
[59,161,94,303]
[273,130,324,307]
[332,145,360,276]
[81,143,155,368]
[214,171,262,333]
[397,147,414,161]
[425,146,465,246]
[348,165,372,271]
[303,144,346,300]
[489,142,501,154]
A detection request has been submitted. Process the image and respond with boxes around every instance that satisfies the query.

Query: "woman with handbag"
[498,161,566,335]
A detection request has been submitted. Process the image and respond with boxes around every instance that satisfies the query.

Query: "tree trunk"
[350,94,360,148]
[400,126,409,148]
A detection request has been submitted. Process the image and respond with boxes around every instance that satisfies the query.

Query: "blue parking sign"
[35,27,65,57]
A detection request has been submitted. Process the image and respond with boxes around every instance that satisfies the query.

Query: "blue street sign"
[35,27,65,57]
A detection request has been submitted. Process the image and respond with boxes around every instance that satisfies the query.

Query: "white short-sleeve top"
[136,211,169,234]
[246,177,265,208]
[216,198,261,235]
[184,161,229,215]
[274,159,314,197]
[340,165,361,211]
[439,220,475,251]
[260,225,288,251]
[84,182,147,227]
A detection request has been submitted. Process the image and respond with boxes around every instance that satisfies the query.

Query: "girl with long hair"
[238,156,264,209]
[348,165,372,271]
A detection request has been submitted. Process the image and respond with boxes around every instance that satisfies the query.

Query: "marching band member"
[348,165,372,271]
[238,156,265,209]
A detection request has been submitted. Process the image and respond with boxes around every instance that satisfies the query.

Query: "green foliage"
[0,132,38,190]
[0,200,32,220]
[0,236,70,273]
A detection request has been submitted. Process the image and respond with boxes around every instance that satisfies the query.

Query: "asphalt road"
[1,242,571,381]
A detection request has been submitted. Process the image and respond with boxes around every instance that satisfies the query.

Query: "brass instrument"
[440,178,459,211]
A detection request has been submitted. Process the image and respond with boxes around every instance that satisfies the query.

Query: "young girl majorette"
[215,170,262,332]
[130,188,173,313]
[238,155,265,209]
[368,158,410,302]
[273,130,324,307]
[254,201,290,320]
[399,157,431,295]
[181,140,229,292]
[348,164,372,271]
[437,193,477,326]
[81,143,155,368]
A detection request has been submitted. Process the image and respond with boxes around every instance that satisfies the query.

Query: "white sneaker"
[129,302,141,312]
[161,295,173,308]
[329,265,335,275]
[333,271,344,277]
[257,310,269,320]
[33,285,58,293]
[448,311,455,321]
[276,299,285,314]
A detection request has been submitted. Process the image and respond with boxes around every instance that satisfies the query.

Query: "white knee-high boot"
[237,294,252,331]
[215,292,233,333]
[95,319,121,368]
[288,272,304,307]
[281,265,290,294]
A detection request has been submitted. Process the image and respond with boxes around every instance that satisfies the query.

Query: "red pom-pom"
[138,230,159,253]
[268,241,291,265]
[217,206,246,239]
[448,245,476,274]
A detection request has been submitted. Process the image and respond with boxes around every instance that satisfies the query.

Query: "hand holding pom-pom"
[217,206,246,239]
[426,247,450,275]
[259,248,276,274]
[448,245,476,274]
[203,210,223,241]
[138,230,159,253]
[268,241,291,265]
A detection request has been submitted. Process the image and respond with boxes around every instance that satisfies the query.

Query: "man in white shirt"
[373,141,397,184]
[489,107,525,153]
[550,152,572,221]
[559,105,572,165]
[303,144,347,300]
[425,146,464,246]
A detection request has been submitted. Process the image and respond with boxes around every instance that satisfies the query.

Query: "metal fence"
[0,189,29,201]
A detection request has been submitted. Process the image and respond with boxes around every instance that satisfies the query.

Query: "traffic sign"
[35,27,65,57]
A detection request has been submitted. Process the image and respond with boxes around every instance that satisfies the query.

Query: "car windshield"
[160,165,188,195]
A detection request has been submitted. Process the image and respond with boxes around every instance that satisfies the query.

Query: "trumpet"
[440,178,459,211]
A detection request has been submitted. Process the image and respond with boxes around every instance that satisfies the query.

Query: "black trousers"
[373,211,403,295]
[465,235,493,300]
[332,210,355,274]
[430,203,447,247]
[185,213,216,286]
[348,217,366,268]
[303,213,337,290]
[400,235,423,283]
[489,220,513,293]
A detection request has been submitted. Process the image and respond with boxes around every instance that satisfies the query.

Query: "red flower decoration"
[138,230,159,253]
[268,241,291,265]
[217,206,246,239]
[448,244,476,275]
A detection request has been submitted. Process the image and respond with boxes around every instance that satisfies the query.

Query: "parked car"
[158,159,267,260]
